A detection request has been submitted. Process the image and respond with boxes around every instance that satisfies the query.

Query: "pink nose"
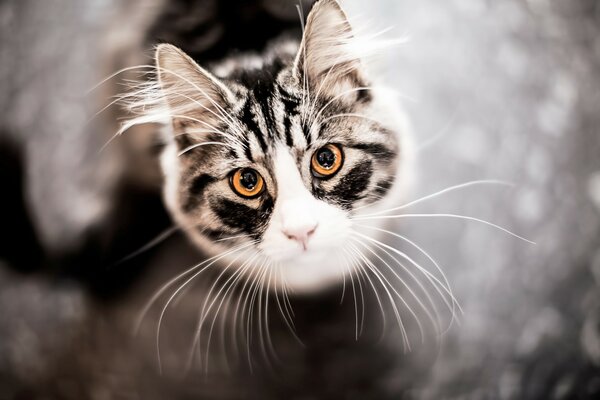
[282,223,317,250]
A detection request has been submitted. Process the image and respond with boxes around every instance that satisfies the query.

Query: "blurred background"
[1,0,599,398]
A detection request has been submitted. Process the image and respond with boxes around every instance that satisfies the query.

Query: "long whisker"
[263,264,280,365]
[201,250,260,373]
[246,261,270,371]
[274,265,304,346]
[353,232,460,312]
[113,225,179,267]
[154,242,254,373]
[344,249,360,340]
[231,254,263,368]
[214,233,254,242]
[347,242,412,350]
[346,247,367,337]
[133,242,252,336]
[350,236,441,338]
[354,213,535,244]
[355,223,463,329]
[353,180,513,218]
[343,244,388,341]
[188,247,259,372]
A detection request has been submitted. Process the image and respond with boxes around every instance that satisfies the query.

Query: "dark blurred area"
[1,0,600,399]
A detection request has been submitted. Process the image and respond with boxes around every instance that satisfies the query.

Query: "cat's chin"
[268,249,350,293]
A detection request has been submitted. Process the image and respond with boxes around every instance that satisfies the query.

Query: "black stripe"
[302,121,312,146]
[278,86,300,148]
[199,227,240,241]
[254,81,277,141]
[241,99,268,152]
[227,148,238,160]
[373,179,393,197]
[241,136,254,162]
[182,174,217,213]
[210,197,274,237]
[283,114,294,147]
[346,142,396,162]
[329,160,373,209]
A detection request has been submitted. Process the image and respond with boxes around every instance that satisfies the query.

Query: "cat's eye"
[311,144,344,178]
[230,168,265,198]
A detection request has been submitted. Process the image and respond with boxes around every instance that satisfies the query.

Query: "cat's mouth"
[266,249,349,292]
[260,242,332,263]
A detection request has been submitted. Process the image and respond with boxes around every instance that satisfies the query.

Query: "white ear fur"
[293,0,367,95]
[155,44,234,138]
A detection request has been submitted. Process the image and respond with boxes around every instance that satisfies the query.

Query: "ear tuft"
[155,44,234,141]
[294,0,367,97]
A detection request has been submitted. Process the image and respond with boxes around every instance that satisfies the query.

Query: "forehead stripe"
[241,99,268,152]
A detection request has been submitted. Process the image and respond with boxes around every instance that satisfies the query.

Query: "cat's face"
[155,0,410,291]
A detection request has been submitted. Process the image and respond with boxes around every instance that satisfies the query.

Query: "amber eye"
[230,168,265,198]
[311,144,344,178]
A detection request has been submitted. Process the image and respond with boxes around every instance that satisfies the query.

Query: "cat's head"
[150,0,411,292]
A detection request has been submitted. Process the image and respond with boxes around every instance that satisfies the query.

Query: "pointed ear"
[155,44,234,142]
[293,0,368,98]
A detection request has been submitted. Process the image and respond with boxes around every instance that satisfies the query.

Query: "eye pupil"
[317,148,336,169]
[240,169,257,189]
[311,144,343,178]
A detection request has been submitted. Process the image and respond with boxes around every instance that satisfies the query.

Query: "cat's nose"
[282,222,317,250]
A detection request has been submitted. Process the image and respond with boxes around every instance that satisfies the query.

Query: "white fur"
[259,145,352,292]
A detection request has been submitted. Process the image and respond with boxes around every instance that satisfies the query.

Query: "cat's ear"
[155,44,234,139]
[293,0,368,99]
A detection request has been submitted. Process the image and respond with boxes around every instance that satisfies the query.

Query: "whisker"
[343,244,388,342]
[353,232,459,306]
[214,233,254,243]
[133,242,252,336]
[355,223,463,330]
[273,265,304,346]
[354,213,535,244]
[350,237,442,338]
[202,251,260,373]
[231,255,262,367]
[263,264,280,364]
[246,262,270,371]
[113,225,179,267]
[154,242,255,373]
[347,242,412,350]
[188,248,259,373]
[353,180,513,218]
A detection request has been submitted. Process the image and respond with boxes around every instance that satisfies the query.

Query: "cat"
[124,0,413,294]
[0,0,445,398]
[114,0,447,394]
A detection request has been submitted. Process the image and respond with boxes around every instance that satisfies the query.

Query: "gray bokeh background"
[345,0,600,397]
[1,0,599,398]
